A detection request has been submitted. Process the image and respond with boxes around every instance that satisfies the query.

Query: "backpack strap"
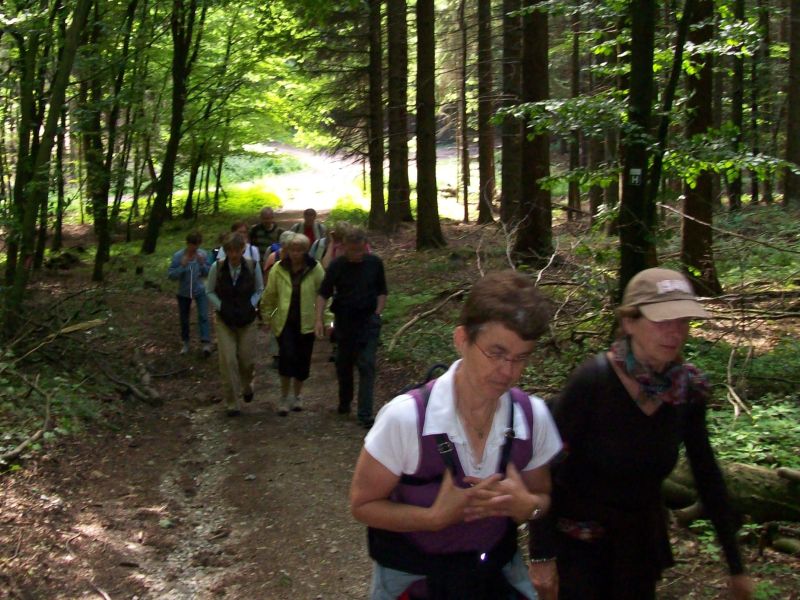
[404,380,461,482]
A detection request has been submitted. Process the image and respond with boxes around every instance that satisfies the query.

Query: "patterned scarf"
[610,337,710,405]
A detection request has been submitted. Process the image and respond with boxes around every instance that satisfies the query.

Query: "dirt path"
[0,210,391,599]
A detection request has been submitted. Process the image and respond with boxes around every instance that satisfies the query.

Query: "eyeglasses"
[473,342,531,366]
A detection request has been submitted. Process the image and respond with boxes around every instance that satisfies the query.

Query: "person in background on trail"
[260,233,325,416]
[315,227,387,429]
[529,268,753,600]
[167,231,212,357]
[290,207,326,247]
[250,206,284,259]
[216,221,261,266]
[316,221,373,270]
[262,229,295,278]
[350,270,562,600]
[206,232,264,417]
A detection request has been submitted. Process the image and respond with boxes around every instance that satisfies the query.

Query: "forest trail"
[0,208,388,599]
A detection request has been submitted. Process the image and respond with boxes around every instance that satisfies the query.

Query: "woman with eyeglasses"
[350,271,563,600]
[528,268,753,600]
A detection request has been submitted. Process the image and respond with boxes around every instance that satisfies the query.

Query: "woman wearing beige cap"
[528,268,753,600]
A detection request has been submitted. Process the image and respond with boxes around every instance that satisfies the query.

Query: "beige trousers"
[215,317,257,409]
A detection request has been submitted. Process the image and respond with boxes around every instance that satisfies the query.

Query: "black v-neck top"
[543,354,743,575]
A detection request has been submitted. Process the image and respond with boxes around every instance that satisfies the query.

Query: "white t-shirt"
[365,360,563,480]
[216,243,260,265]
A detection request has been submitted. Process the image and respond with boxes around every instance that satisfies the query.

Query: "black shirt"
[319,254,388,321]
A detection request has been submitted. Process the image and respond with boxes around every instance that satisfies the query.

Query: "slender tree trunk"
[682,0,722,295]
[476,0,495,223]
[367,0,386,230]
[784,0,800,205]
[500,0,522,224]
[758,0,774,203]
[568,3,581,221]
[183,142,201,220]
[416,0,445,249]
[458,0,470,223]
[6,0,92,331]
[618,0,657,298]
[386,0,412,228]
[141,0,205,253]
[712,14,724,208]
[51,110,66,252]
[728,0,745,210]
[514,0,552,263]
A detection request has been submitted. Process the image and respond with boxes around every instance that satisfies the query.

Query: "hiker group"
[167,206,386,429]
[169,217,754,600]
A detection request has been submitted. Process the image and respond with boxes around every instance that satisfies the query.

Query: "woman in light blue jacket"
[168,231,211,356]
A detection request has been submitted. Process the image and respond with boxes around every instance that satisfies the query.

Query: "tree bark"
[784,0,800,205]
[682,0,723,295]
[618,0,657,300]
[458,0,470,223]
[386,0,412,228]
[514,0,552,263]
[476,0,495,224]
[141,0,206,254]
[5,0,92,333]
[367,0,386,230]
[500,0,522,224]
[728,0,745,211]
[568,2,581,222]
[415,0,445,250]
[666,460,800,524]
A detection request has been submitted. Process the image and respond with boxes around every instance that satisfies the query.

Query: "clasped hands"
[428,463,538,531]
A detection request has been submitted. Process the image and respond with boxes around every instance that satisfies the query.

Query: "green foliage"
[706,397,800,469]
[328,197,369,226]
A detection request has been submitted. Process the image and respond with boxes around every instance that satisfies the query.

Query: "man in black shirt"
[315,228,387,428]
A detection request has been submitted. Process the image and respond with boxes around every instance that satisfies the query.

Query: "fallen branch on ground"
[0,374,53,463]
[387,289,467,353]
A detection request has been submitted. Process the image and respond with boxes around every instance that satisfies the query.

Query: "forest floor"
[2,156,799,599]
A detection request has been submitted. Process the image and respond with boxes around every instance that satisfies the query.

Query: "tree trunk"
[514,0,552,263]
[51,110,66,253]
[141,0,205,254]
[682,0,723,295]
[728,0,745,211]
[415,0,445,250]
[665,460,800,523]
[458,0,470,223]
[567,3,581,222]
[476,0,495,224]
[386,0,412,228]
[618,0,657,300]
[784,0,800,205]
[5,0,92,333]
[500,0,522,224]
[367,0,386,231]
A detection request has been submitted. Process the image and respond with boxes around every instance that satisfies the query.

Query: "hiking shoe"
[359,418,375,430]
[278,396,290,417]
[337,403,350,415]
[243,389,254,403]
[291,395,303,412]
[226,408,241,417]
[202,343,212,358]
[180,341,190,355]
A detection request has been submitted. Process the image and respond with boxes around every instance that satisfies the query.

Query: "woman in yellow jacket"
[260,233,325,415]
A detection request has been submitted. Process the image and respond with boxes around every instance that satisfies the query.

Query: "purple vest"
[391,383,534,555]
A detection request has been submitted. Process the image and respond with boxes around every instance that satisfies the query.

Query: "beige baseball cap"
[622,268,710,322]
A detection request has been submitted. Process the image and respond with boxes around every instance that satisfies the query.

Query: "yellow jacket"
[260,258,325,336]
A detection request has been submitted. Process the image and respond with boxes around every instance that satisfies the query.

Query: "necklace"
[457,399,497,440]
